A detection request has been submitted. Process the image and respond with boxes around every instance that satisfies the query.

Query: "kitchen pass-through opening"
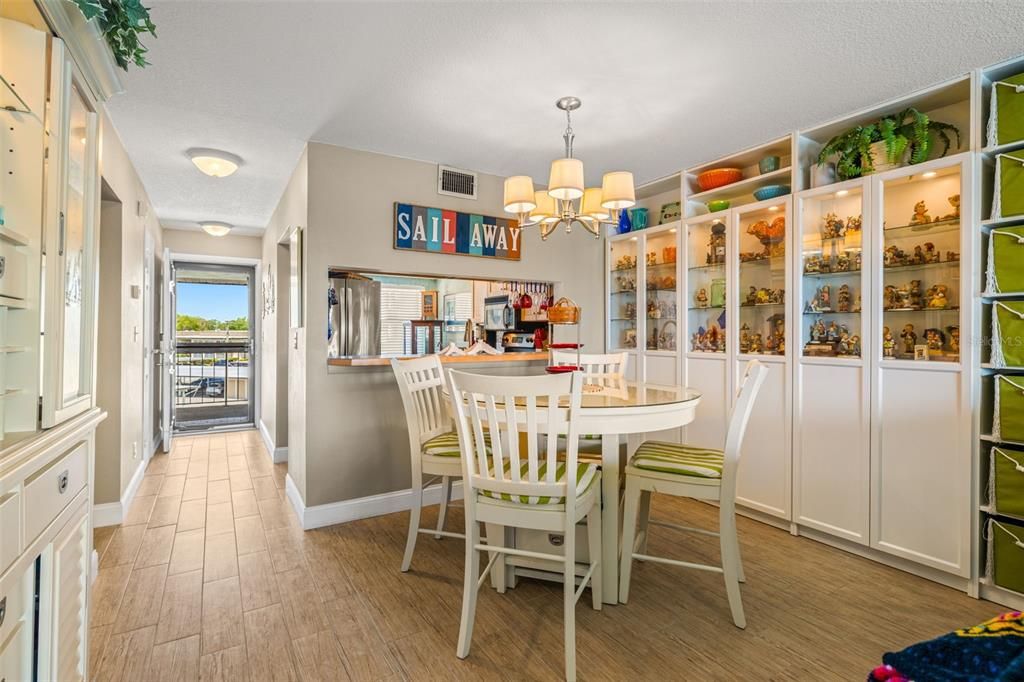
[171,261,256,432]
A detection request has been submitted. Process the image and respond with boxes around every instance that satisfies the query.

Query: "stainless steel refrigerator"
[328,277,381,357]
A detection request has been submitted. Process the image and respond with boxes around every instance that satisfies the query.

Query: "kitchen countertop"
[328,351,549,367]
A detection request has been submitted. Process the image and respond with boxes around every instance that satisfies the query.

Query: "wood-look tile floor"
[90,429,1004,681]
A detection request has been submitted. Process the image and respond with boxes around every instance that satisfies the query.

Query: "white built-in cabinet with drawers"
[0,1,117,679]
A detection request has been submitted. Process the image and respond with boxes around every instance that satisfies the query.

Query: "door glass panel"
[644,228,678,351]
[609,237,638,350]
[880,166,961,362]
[738,205,787,356]
[800,187,865,358]
[61,86,92,402]
[687,217,727,353]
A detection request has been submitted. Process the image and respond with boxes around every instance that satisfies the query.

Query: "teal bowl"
[759,155,781,174]
[753,184,790,201]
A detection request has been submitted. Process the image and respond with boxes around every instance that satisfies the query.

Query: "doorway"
[170,261,256,432]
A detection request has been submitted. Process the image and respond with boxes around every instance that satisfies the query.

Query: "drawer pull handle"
[0,595,6,626]
[57,470,69,494]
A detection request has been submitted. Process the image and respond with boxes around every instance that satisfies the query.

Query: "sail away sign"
[394,203,522,261]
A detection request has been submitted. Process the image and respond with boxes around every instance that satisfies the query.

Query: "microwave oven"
[484,295,513,330]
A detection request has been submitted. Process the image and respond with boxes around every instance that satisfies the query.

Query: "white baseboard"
[285,473,464,531]
[259,419,288,464]
[148,431,162,460]
[92,502,122,528]
[92,455,148,528]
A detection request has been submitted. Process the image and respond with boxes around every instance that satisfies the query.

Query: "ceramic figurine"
[810,319,826,343]
[948,325,960,354]
[847,215,863,233]
[755,288,772,305]
[882,326,896,357]
[837,284,851,313]
[941,194,960,221]
[826,321,840,343]
[647,300,660,319]
[927,284,949,309]
[909,279,924,309]
[625,302,636,320]
[838,332,851,355]
[851,335,861,356]
[709,220,726,264]
[625,329,637,349]
[854,250,862,271]
[910,200,931,225]
[823,212,845,240]
[854,293,862,312]
[900,324,917,354]
[740,323,751,353]
[925,328,945,352]
[912,245,925,265]
[946,250,960,262]
[770,288,785,304]
[804,255,822,274]
[746,286,758,306]
[646,252,657,266]
[884,285,898,310]
[923,242,939,264]
[835,253,850,272]
[748,332,763,354]
[819,284,831,310]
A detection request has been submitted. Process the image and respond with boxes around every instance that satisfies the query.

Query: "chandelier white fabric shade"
[547,158,585,200]
[581,187,610,220]
[600,171,636,209]
[530,190,558,223]
[503,175,536,213]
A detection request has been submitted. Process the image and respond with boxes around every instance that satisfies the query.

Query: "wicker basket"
[547,297,580,324]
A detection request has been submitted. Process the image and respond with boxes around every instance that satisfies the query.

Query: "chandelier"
[503,97,636,240]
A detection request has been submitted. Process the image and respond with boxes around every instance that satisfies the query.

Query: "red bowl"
[545,365,579,374]
[696,168,743,192]
[548,343,583,349]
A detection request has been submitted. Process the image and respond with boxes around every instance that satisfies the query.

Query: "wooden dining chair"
[391,355,467,572]
[447,369,602,682]
[618,359,768,628]
[551,350,628,457]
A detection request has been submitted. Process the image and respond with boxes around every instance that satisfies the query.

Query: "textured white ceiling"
[104,1,1024,233]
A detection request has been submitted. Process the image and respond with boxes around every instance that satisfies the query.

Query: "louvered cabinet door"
[46,503,89,682]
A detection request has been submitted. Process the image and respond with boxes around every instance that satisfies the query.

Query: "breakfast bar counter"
[327,351,549,367]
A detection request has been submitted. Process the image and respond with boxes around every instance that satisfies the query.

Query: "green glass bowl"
[707,199,731,212]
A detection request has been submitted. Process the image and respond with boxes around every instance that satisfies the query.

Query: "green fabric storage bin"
[988,518,1024,595]
[986,226,1024,294]
[990,301,1024,367]
[987,72,1024,147]
[993,153,1024,219]
[993,374,1024,442]
[990,447,1024,518]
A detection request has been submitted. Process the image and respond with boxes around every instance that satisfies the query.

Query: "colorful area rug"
[868,612,1024,681]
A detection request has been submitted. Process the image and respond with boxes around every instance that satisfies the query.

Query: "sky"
[177,283,249,321]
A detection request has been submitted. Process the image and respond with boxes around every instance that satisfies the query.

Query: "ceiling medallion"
[503,97,635,240]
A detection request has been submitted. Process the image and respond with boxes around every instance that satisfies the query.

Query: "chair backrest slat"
[448,370,582,507]
[720,360,769,498]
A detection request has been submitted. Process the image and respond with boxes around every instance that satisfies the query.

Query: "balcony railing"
[174,345,250,416]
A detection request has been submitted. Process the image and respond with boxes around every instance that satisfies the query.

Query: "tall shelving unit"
[602,58,1024,605]
[976,53,1024,610]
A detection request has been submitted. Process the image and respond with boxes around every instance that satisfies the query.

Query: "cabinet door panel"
[40,503,90,682]
[874,368,968,575]
[735,360,790,519]
[795,363,868,542]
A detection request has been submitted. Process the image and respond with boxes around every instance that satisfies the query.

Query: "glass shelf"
[646,261,678,270]
[689,305,725,311]
[882,218,960,238]
[803,269,862,279]
[688,263,727,272]
[1,74,31,114]
[883,261,961,274]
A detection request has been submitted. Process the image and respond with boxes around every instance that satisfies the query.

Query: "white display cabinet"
[731,198,793,520]
[869,153,973,577]
[793,178,872,544]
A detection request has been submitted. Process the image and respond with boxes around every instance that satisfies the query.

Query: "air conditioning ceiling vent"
[437,165,477,200]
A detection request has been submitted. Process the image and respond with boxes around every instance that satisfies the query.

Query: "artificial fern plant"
[72,0,156,70]
[817,107,960,180]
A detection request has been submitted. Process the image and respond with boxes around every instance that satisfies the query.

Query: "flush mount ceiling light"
[187,148,243,178]
[200,221,232,237]
[503,97,635,240]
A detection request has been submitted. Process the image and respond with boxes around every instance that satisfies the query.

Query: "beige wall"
[94,109,164,505]
[297,142,603,507]
[95,200,123,504]
[260,148,307,495]
[162,228,262,260]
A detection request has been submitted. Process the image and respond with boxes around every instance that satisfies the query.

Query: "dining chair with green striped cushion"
[619,359,768,630]
[392,355,466,573]
[551,350,630,455]
[448,368,602,682]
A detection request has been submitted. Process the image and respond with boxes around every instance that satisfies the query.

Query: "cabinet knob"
[57,470,69,494]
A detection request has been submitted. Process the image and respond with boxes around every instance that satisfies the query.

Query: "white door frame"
[143,231,155,458]
[166,252,262,431]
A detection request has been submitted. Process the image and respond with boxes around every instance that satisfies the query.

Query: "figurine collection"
[746,216,786,258]
[804,283,860,314]
[743,286,785,306]
[805,318,861,357]
[820,212,863,240]
[882,242,958,268]
[908,195,960,226]
[881,323,960,360]
[690,324,725,353]
[739,315,786,355]
[882,280,953,310]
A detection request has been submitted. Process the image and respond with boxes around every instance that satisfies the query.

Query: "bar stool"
[618,360,768,628]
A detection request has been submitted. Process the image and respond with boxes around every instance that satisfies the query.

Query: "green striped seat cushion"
[422,430,491,457]
[630,441,725,479]
[480,461,598,505]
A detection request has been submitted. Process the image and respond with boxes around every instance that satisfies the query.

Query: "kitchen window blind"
[380,283,423,355]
